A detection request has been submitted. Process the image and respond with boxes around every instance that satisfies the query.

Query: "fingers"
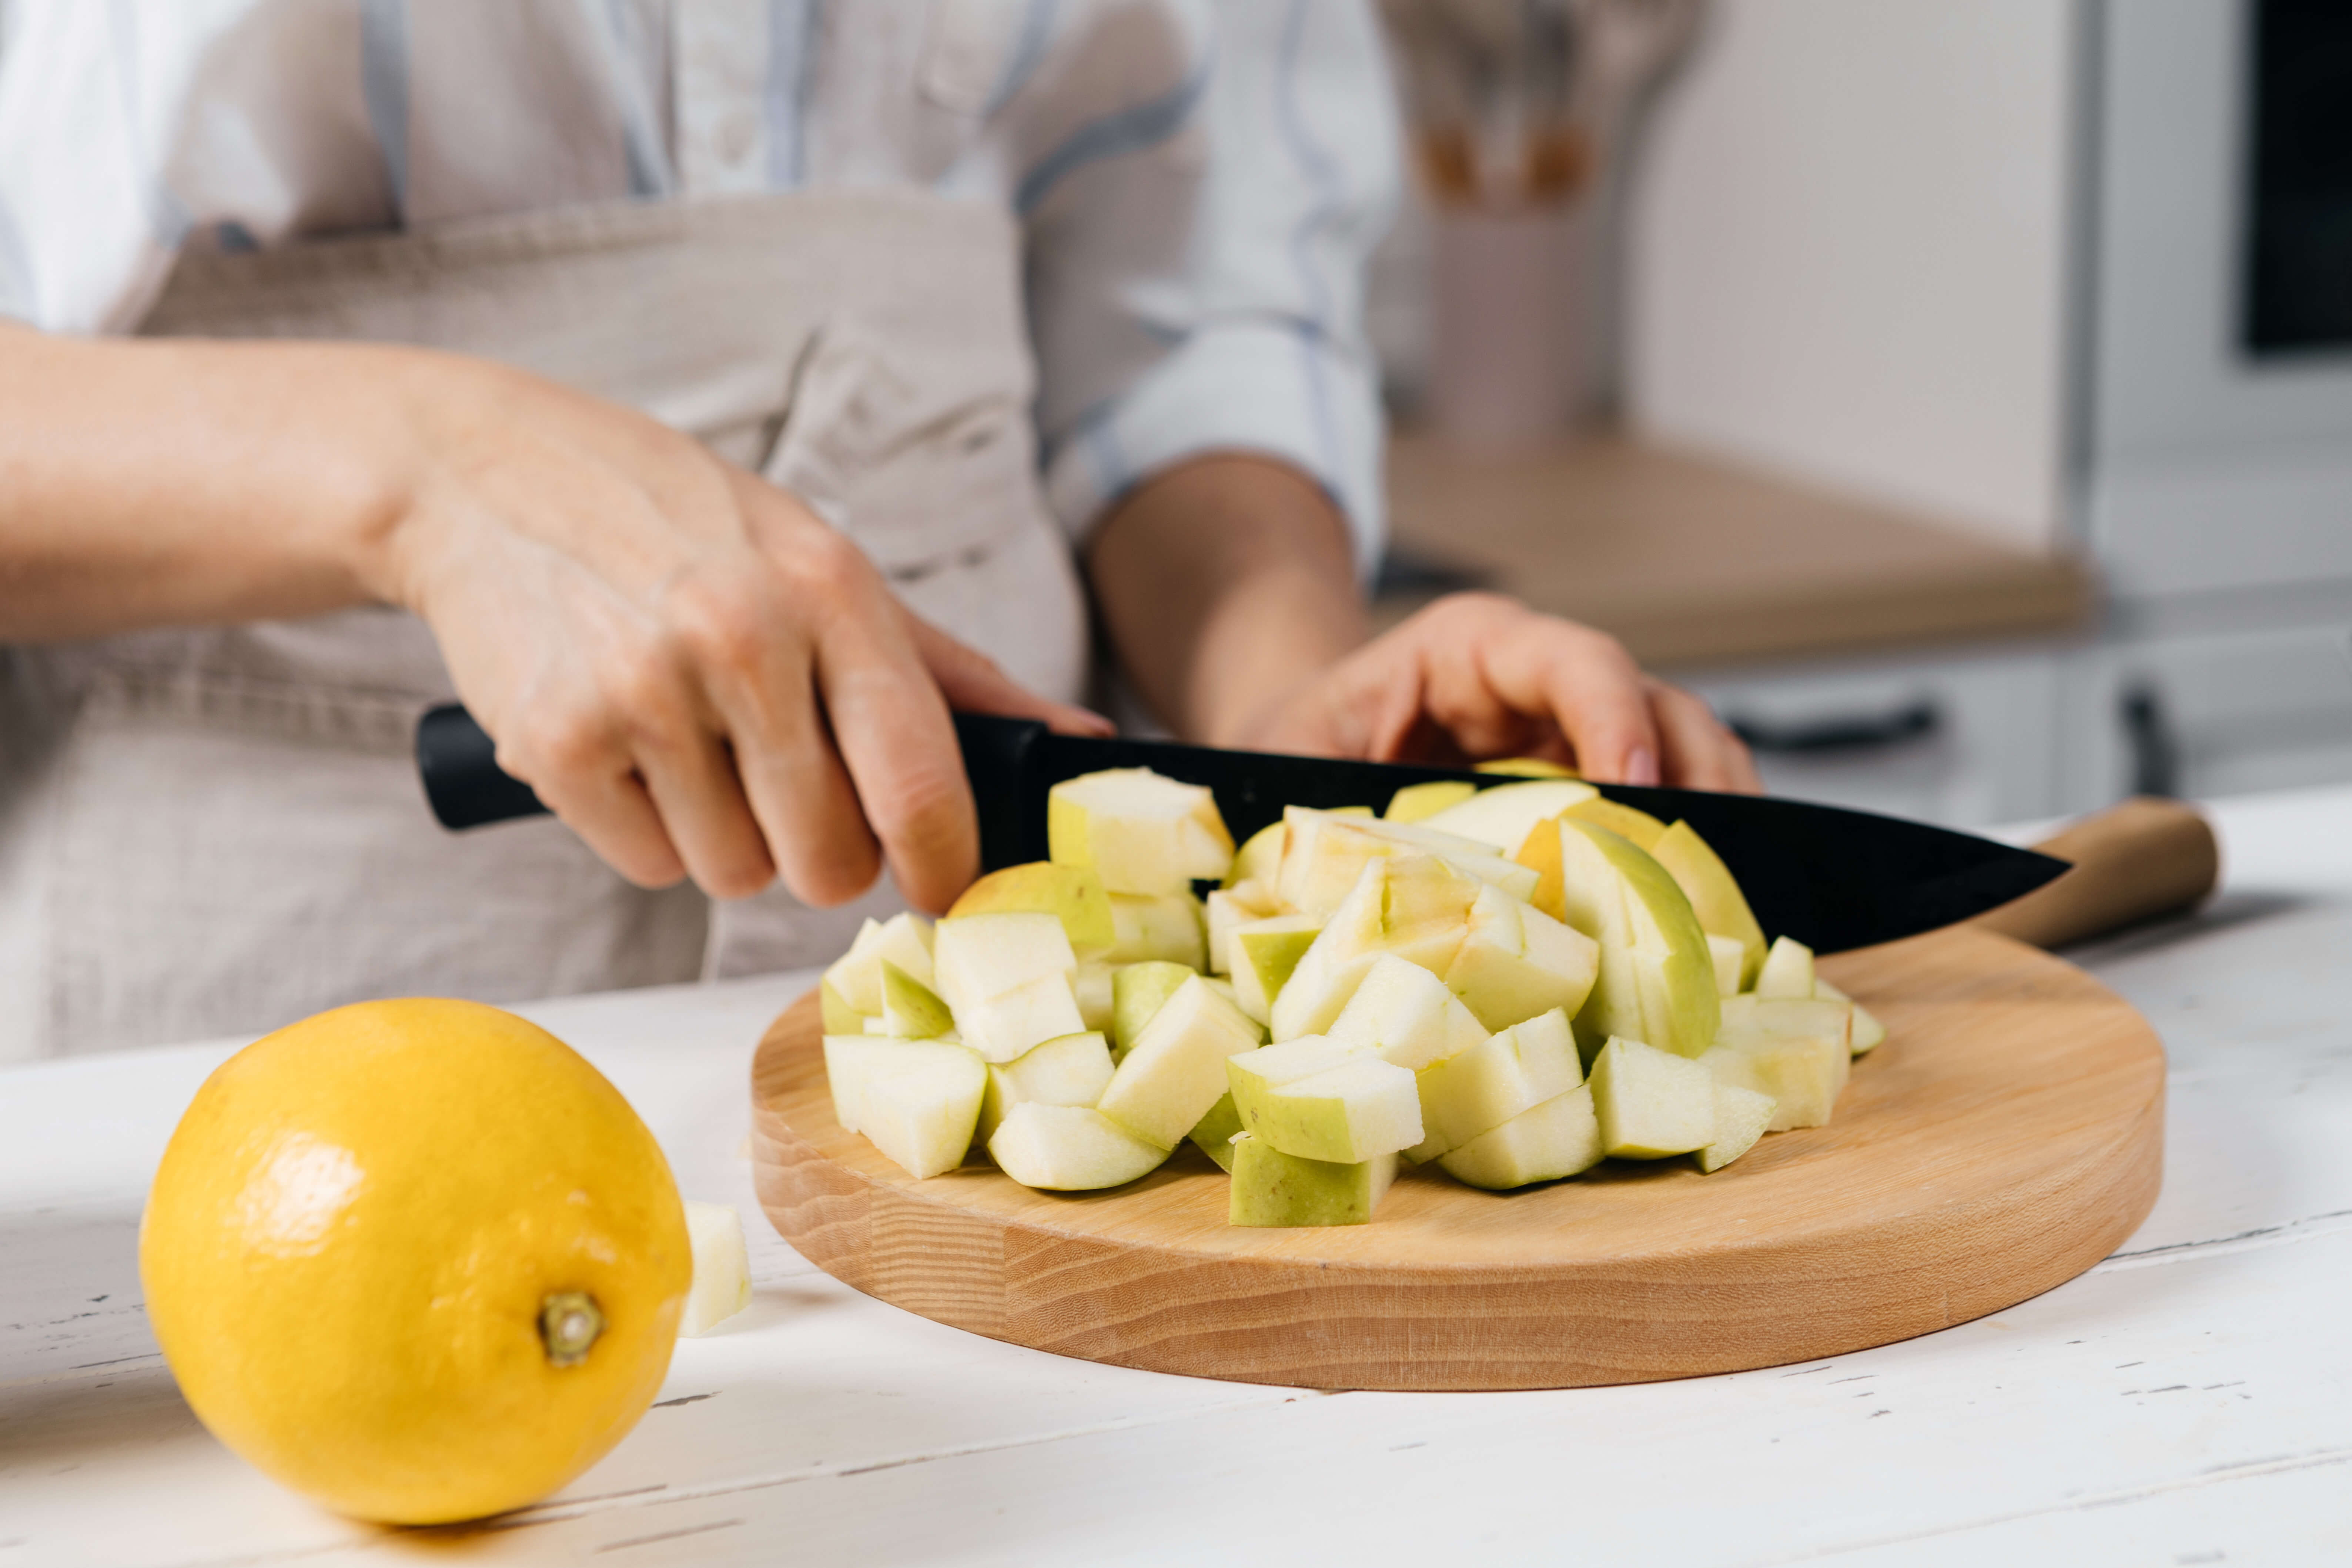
[1646,679,1762,793]
[905,612,1114,738]
[1413,595,1664,785]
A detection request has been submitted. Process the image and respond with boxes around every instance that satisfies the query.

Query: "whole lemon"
[140,999,691,1524]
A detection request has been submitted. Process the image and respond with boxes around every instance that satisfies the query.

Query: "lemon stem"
[539,1291,603,1367]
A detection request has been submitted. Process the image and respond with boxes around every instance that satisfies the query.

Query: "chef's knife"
[415,704,2065,954]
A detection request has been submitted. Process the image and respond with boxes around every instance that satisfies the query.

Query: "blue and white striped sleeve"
[1028,0,1402,578]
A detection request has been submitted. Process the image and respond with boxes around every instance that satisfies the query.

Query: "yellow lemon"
[140,999,690,1525]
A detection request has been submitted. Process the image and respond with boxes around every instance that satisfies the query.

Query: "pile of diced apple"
[819,765,1887,1226]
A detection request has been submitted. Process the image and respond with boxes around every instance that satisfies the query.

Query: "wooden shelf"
[1379,432,2095,669]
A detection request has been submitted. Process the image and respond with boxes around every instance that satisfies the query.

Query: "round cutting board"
[752,926,2164,1391]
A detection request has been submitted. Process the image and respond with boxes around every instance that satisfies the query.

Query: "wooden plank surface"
[1380,433,2095,668]
[753,927,2164,1390]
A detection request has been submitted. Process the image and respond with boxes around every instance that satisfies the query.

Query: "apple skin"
[1650,822,1769,990]
[1229,916,1322,1026]
[1224,821,1286,889]
[880,960,955,1039]
[820,978,865,1036]
[1475,757,1580,778]
[946,862,1116,955]
[1227,1134,1398,1226]
[1111,960,1197,1060]
[1696,1082,1777,1173]
[1754,935,1817,998]
[1187,1092,1245,1172]
[987,1104,1170,1190]
[1589,1035,1717,1159]
[1095,974,1264,1149]
[823,912,938,1015]
[1557,820,1721,1062]
[1435,1084,1603,1190]
[1511,799,1666,922]
[1229,1054,1422,1165]
[1385,779,1478,823]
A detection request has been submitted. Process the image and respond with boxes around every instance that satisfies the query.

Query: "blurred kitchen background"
[1364,0,2352,828]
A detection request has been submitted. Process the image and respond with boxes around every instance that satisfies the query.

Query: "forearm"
[1085,454,1368,747]
[0,322,412,641]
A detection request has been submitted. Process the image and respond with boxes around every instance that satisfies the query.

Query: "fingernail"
[1623,747,1660,786]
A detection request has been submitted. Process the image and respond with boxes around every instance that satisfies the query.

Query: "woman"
[0,0,1754,1060]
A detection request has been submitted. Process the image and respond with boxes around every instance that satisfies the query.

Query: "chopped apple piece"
[1385,779,1478,823]
[1095,974,1264,1148]
[1276,807,1537,922]
[1110,959,1195,1060]
[946,862,1116,956]
[1205,880,1281,974]
[1102,892,1207,967]
[1187,1092,1245,1171]
[933,912,1084,1063]
[1650,821,1769,990]
[1409,1007,1582,1160]
[1814,976,1888,1054]
[1204,975,1242,1009]
[822,912,937,1016]
[820,978,864,1036]
[1476,757,1580,778]
[1436,1083,1603,1190]
[1224,820,1286,889]
[948,971,1086,1065]
[1754,935,1816,998]
[1073,960,1115,1033]
[1267,860,1386,1040]
[1229,915,1322,1026]
[1695,1083,1777,1173]
[1324,953,1488,1071]
[1706,934,1746,998]
[1421,778,1598,852]
[1228,1050,1422,1164]
[987,1104,1170,1190]
[977,1030,1117,1143]
[1553,820,1720,1061]
[679,1201,752,1336]
[1513,799,1669,920]
[831,1036,988,1178]
[1589,1036,1717,1159]
[1707,996,1851,1128]
[1442,882,1600,1030]
[1228,1134,1398,1226]
[1564,797,1668,850]
[880,960,954,1039]
[1048,768,1234,894]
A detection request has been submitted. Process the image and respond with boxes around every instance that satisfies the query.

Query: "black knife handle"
[416,704,548,829]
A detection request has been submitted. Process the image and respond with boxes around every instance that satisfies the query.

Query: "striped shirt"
[0,0,1399,559]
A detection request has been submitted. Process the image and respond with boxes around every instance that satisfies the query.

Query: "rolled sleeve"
[1031,0,1402,577]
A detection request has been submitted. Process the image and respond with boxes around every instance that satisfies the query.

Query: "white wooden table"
[7,789,2351,1567]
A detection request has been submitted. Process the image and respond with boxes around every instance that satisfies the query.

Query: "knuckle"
[669,576,776,679]
[782,528,872,602]
[500,702,614,785]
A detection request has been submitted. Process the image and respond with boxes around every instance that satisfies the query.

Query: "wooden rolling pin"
[1973,796,2220,949]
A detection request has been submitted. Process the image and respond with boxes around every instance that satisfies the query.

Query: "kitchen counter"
[1381,433,2096,669]
[6,786,2350,1566]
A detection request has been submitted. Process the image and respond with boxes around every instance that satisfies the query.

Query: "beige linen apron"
[0,188,1089,1060]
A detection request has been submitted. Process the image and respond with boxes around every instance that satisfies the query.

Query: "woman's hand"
[1231,592,1759,792]
[369,351,1107,910]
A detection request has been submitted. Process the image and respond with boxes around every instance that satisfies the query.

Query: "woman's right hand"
[363,348,1107,912]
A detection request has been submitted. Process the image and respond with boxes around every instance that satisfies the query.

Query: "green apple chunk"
[988,1104,1171,1190]
[1048,767,1234,894]
[1420,778,1598,852]
[1229,915,1323,1026]
[945,861,1117,956]
[1325,953,1488,1071]
[1104,891,1207,967]
[1225,820,1286,889]
[1442,883,1599,1031]
[977,1030,1117,1143]
[1706,934,1745,998]
[933,912,1084,1063]
[1269,853,1488,1040]
[1436,1083,1603,1190]
[1410,1007,1582,1160]
[1589,1036,1717,1159]
[1227,1046,1421,1164]
[1707,996,1852,1129]
[1204,880,1281,975]
[1695,1082,1777,1173]
[880,960,955,1039]
[1385,779,1478,823]
[820,978,864,1036]
[1753,935,1816,998]
[827,1036,987,1179]
[1096,974,1264,1149]
[679,1201,753,1337]
[1187,1091,1246,1172]
[1110,959,1196,1060]
[1228,1134,1398,1227]
[1812,976,1887,1053]
[822,911,937,1016]
[1556,820,1721,1061]
[1275,807,1537,922]
[1649,820,1769,990]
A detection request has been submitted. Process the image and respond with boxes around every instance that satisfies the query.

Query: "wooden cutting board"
[751,926,2164,1391]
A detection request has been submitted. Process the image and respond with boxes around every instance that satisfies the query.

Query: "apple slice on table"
[1049,767,1234,895]
[1324,953,1488,1071]
[1588,1036,1717,1159]
[1110,960,1196,1059]
[1204,881,1281,975]
[1229,915,1322,1026]
[976,1030,1117,1143]
[879,960,954,1039]
[1187,1092,1246,1171]
[1419,778,1598,852]
[1228,1134,1399,1227]
[1553,819,1721,1061]
[1705,996,1851,1129]
[826,1036,988,1179]
[1443,883,1599,1031]
[946,862,1115,956]
[1409,1007,1581,1161]
[1696,1083,1777,1173]
[988,1104,1171,1190]
[1385,779,1477,823]
[1227,1037,1422,1163]
[1095,974,1264,1149]
[933,912,1085,1063]
[1754,935,1817,998]
[822,912,937,1018]
[1436,1083,1603,1190]
[1650,821,1769,991]
[1814,976,1888,1053]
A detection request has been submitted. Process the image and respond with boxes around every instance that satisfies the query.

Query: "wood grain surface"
[752,926,2164,1391]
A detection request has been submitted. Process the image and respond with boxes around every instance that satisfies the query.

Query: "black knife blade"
[415,705,2064,953]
